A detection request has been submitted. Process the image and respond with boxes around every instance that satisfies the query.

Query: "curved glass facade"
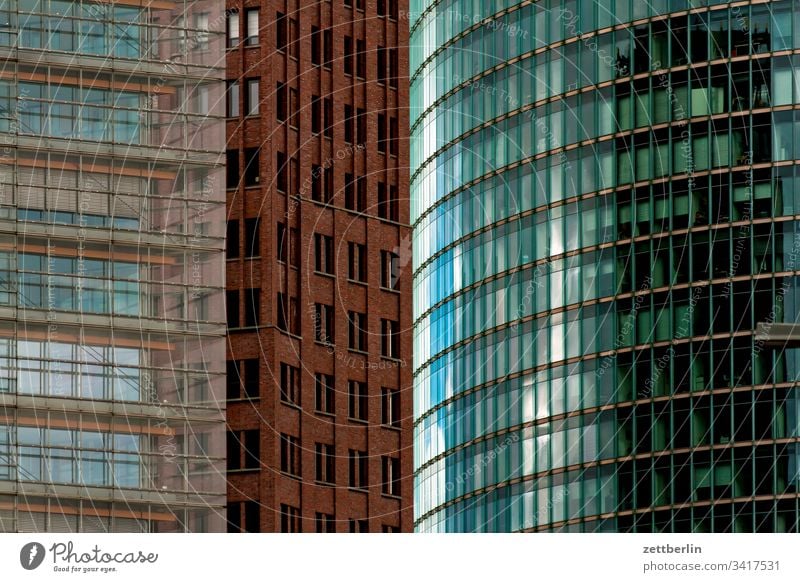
[0,0,227,531]
[412,0,800,532]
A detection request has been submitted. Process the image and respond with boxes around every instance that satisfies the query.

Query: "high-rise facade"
[0,0,228,532]
[412,0,800,532]
[223,1,413,532]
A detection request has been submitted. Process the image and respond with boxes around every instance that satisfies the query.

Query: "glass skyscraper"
[0,0,227,531]
[411,0,800,532]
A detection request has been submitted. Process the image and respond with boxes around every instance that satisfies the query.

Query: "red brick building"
[223,0,412,532]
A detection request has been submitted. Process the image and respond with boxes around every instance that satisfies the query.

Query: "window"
[227,10,240,47]
[344,35,353,75]
[315,303,335,344]
[315,373,335,414]
[311,96,332,137]
[377,114,386,153]
[381,388,400,427]
[276,293,299,335]
[314,233,334,274]
[244,148,259,186]
[280,362,300,406]
[323,29,333,68]
[226,290,239,328]
[276,12,298,57]
[389,48,398,88]
[245,78,259,115]
[377,46,386,83]
[349,519,368,533]
[277,152,288,192]
[344,104,354,143]
[280,504,300,533]
[227,500,260,533]
[356,39,366,79]
[382,456,400,496]
[381,319,399,359]
[348,313,367,353]
[277,82,287,121]
[382,524,399,533]
[194,12,210,51]
[226,220,239,259]
[348,380,367,421]
[244,217,259,257]
[245,8,258,46]
[357,107,366,145]
[311,26,321,65]
[315,442,335,483]
[344,174,366,212]
[227,429,260,470]
[390,117,398,156]
[226,150,239,189]
[280,433,300,476]
[378,0,398,18]
[244,288,260,327]
[227,359,259,400]
[377,182,396,220]
[315,512,335,533]
[348,449,368,489]
[277,222,288,262]
[381,250,400,289]
[348,242,367,282]
[226,81,239,117]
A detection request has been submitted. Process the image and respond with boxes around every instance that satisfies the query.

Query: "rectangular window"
[276,82,287,121]
[244,217,259,257]
[280,362,300,406]
[348,380,368,421]
[377,114,386,153]
[227,429,259,470]
[227,500,260,533]
[276,152,287,192]
[311,26,321,65]
[344,36,353,75]
[245,78,259,115]
[382,456,401,496]
[226,81,240,117]
[348,313,367,353]
[357,108,366,145]
[279,504,300,533]
[226,290,239,328]
[323,29,333,68]
[314,233,334,274]
[348,242,367,282]
[349,519,368,533]
[315,373,335,414]
[315,303,335,344]
[244,148,259,186]
[315,442,335,483]
[277,13,287,51]
[377,46,386,83]
[344,104,354,144]
[280,433,300,476]
[277,222,288,262]
[244,288,259,327]
[356,39,366,79]
[226,220,239,259]
[390,117,398,156]
[315,512,335,533]
[348,449,368,489]
[245,8,259,46]
[381,387,400,427]
[381,319,399,359]
[224,359,261,400]
[288,87,298,127]
[381,250,400,289]
[389,48,398,88]
[311,164,324,202]
[311,95,321,133]
[226,150,239,189]
[277,292,298,334]
[324,98,333,138]
[227,11,240,47]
